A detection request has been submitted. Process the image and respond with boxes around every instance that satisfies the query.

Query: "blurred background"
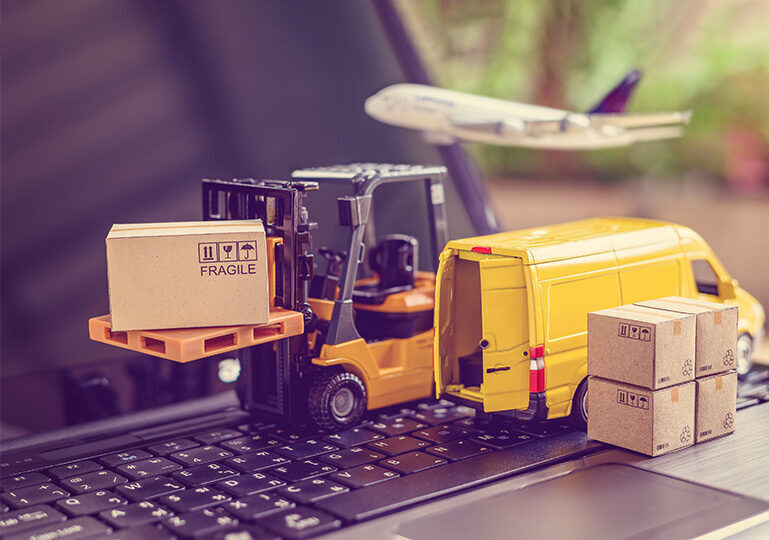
[2,0,768,434]
[400,0,769,332]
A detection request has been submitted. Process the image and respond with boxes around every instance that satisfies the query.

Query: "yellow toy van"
[433,217,764,429]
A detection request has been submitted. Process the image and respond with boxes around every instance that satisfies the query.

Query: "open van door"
[479,257,530,412]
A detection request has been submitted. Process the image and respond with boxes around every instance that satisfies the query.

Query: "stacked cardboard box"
[587,298,737,456]
[107,220,269,331]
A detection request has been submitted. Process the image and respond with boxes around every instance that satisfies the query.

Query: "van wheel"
[736,333,754,376]
[570,379,588,431]
[308,370,366,431]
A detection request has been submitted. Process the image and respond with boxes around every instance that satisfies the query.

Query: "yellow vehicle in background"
[434,217,765,429]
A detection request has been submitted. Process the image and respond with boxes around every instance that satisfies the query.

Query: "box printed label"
[617,389,649,410]
[198,240,259,277]
[618,322,651,341]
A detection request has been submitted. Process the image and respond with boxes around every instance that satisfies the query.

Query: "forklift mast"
[202,177,318,422]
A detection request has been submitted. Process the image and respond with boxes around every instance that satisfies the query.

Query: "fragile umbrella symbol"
[240,243,255,259]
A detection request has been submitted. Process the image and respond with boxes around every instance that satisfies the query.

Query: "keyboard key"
[59,470,127,494]
[368,417,428,437]
[329,464,399,489]
[319,447,385,468]
[219,434,281,454]
[222,492,294,521]
[115,476,184,501]
[366,435,429,456]
[172,463,239,487]
[47,460,102,480]
[158,487,231,513]
[225,451,290,473]
[54,490,126,517]
[102,524,175,539]
[274,440,338,461]
[0,473,50,492]
[471,428,533,449]
[193,429,242,445]
[217,472,285,497]
[266,427,321,443]
[209,525,277,540]
[412,405,473,425]
[269,461,336,483]
[278,478,348,504]
[99,450,153,468]
[170,446,233,466]
[117,457,182,479]
[411,425,474,444]
[163,507,237,538]
[147,439,198,456]
[237,422,274,434]
[316,430,601,522]
[5,516,110,539]
[260,506,340,539]
[379,452,447,474]
[323,427,384,447]
[1,484,69,508]
[0,505,65,536]
[425,440,493,461]
[510,420,573,437]
[100,500,173,528]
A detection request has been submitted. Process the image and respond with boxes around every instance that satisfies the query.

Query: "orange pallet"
[89,308,304,363]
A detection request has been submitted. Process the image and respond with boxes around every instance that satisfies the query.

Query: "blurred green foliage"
[402,0,769,181]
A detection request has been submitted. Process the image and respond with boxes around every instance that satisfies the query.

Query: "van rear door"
[479,257,530,412]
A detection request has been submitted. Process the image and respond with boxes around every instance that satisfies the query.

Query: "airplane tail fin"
[588,69,642,114]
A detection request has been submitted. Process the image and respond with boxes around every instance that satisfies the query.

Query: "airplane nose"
[364,93,386,120]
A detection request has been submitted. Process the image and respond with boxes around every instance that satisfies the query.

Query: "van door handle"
[486,366,511,373]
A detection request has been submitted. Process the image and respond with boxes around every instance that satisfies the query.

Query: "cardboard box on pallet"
[588,376,695,456]
[587,305,696,390]
[695,371,737,443]
[107,220,268,331]
[635,297,738,377]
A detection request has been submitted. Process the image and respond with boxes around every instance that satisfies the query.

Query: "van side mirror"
[719,278,738,299]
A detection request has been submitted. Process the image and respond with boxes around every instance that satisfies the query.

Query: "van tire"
[308,370,366,431]
[570,379,588,431]
[736,333,754,376]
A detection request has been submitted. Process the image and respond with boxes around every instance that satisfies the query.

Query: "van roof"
[446,217,692,264]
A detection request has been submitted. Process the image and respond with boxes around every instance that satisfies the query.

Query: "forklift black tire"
[570,378,588,431]
[308,370,366,431]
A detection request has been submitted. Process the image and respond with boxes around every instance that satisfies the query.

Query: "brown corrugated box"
[587,305,696,390]
[107,220,268,331]
[635,296,738,377]
[588,376,695,456]
[695,371,737,443]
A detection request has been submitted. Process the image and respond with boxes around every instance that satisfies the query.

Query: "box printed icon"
[238,241,257,261]
[199,242,218,262]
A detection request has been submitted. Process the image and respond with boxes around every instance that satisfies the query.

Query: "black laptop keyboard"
[0,400,602,539]
[3,367,769,540]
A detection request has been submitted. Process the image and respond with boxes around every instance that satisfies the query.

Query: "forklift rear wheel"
[570,378,588,431]
[308,370,366,431]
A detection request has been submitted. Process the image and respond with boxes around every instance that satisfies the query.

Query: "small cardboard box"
[635,297,738,377]
[695,371,737,443]
[588,305,696,389]
[588,376,695,456]
[107,220,269,331]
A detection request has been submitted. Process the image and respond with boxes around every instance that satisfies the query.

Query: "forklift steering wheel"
[318,247,347,277]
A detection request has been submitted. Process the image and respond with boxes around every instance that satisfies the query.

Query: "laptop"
[3,2,769,539]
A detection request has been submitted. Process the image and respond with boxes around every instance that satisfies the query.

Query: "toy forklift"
[90,164,449,430]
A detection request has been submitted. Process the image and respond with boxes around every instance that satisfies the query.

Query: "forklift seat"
[353,235,418,305]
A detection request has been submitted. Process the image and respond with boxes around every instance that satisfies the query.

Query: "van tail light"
[529,344,546,393]
[471,246,492,254]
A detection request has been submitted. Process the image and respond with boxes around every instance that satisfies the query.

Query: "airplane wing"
[588,111,692,128]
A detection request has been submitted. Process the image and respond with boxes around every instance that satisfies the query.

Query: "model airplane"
[365,70,691,150]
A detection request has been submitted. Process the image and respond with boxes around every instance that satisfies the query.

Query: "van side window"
[691,259,719,296]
